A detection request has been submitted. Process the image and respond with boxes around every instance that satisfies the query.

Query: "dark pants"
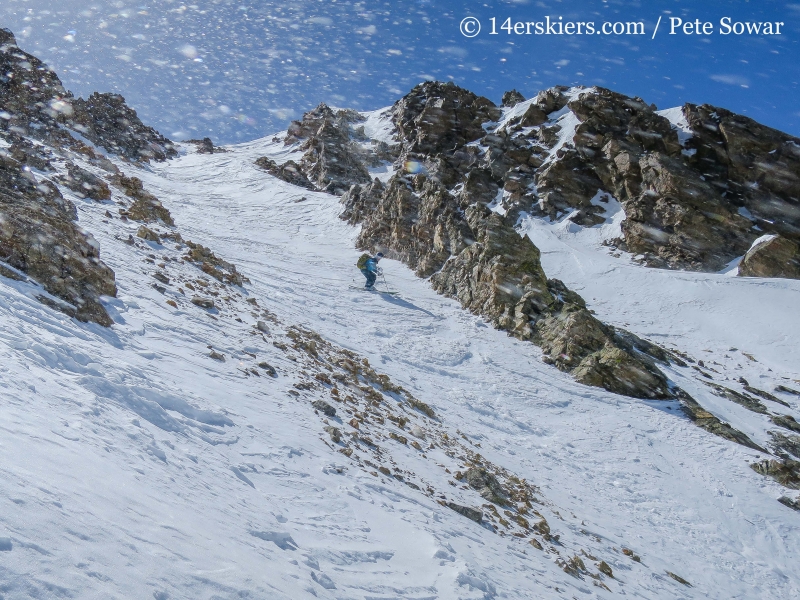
[361,269,377,288]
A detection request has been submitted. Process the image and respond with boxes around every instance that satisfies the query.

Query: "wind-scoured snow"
[359,107,396,145]
[657,106,694,147]
[0,135,798,599]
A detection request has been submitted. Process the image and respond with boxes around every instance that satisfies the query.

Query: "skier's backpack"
[356,253,370,270]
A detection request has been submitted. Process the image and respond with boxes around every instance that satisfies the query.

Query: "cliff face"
[257,80,800,403]
[0,28,178,325]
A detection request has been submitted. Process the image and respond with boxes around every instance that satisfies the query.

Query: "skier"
[356,252,384,289]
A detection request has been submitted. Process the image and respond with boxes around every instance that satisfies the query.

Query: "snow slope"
[0,132,799,599]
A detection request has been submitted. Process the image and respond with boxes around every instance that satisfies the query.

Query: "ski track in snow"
[0,135,798,599]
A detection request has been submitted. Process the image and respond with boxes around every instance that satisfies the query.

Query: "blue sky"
[1,1,797,143]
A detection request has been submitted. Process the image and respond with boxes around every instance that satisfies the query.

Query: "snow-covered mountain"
[1,27,799,599]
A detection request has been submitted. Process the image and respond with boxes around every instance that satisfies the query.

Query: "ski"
[349,285,399,296]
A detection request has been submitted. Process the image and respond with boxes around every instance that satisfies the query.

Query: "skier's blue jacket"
[363,257,380,273]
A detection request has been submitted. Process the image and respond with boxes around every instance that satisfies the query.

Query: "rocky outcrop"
[187,137,225,154]
[1,29,175,163]
[70,93,177,162]
[59,162,111,201]
[279,104,373,195]
[255,157,314,190]
[112,174,174,226]
[0,152,116,325]
[0,28,73,135]
[502,90,525,108]
[479,86,800,277]
[738,235,800,278]
[339,83,677,400]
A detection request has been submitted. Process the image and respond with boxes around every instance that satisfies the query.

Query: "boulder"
[738,235,800,279]
[502,90,525,107]
[446,502,483,523]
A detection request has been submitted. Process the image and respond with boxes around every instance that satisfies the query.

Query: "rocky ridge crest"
[0,28,179,324]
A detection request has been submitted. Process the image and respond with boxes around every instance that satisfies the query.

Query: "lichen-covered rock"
[738,235,800,279]
[0,153,116,325]
[464,467,508,505]
[184,240,244,286]
[112,174,174,226]
[446,502,483,523]
[750,458,800,489]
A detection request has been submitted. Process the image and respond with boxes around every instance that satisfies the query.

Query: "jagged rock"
[187,137,225,154]
[209,350,225,361]
[0,153,116,325]
[60,162,111,200]
[769,431,800,460]
[324,426,342,443]
[257,362,277,377]
[191,297,215,309]
[112,174,174,226]
[676,389,765,451]
[750,458,800,489]
[772,414,800,433]
[446,502,483,523]
[779,495,800,511]
[739,235,800,279]
[136,226,161,243]
[464,467,508,505]
[312,400,336,417]
[184,240,244,286]
[71,93,176,162]
[283,103,372,194]
[536,307,670,399]
[255,156,314,190]
[0,29,73,134]
[1,32,174,163]
[625,152,753,270]
[341,82,676,400]
[392,81,500,155]
[502,90,526,107]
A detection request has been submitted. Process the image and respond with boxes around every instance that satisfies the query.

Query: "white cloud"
[710,74,749,86]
